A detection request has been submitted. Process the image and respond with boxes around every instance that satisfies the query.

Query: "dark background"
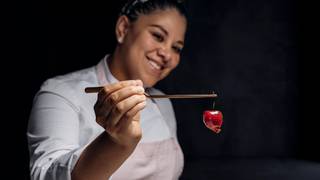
[5,0,319,179]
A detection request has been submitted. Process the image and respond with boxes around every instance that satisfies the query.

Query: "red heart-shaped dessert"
[203,110,223,133]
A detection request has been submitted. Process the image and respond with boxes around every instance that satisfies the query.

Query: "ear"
[115,15,131,44]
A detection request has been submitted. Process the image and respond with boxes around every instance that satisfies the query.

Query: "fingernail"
[136,79,143,86]
[138,86,145,93]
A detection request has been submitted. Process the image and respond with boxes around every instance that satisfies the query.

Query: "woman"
[28,0,188,179]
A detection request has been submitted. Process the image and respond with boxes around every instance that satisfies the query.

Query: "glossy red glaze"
[203,110,223,133]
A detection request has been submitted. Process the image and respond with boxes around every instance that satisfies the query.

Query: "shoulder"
[41,66,98,92]
[36,66,99,110]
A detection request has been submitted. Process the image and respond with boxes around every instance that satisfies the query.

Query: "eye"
[152,32,164,42]
[172,46,183,54]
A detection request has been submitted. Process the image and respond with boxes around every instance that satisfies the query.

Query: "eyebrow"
[150,24,184,46]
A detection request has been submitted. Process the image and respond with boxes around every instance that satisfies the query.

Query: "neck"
[108,47,129,81]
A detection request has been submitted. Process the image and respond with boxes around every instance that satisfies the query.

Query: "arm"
[71,131,136,180]
[28,80,145,180]
[71,80,146,180]
[28,91,83,180]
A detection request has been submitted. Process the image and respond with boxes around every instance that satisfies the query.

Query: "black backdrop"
[4,0,317,179]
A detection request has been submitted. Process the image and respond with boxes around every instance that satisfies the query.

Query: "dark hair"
[120,0,188,22]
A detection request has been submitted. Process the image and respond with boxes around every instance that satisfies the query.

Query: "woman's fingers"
[95,80,138,110]
[101,80,142,97]
[107,94,146,129]
[106,85,145,105]
[95,85,144,120]
[125,101,147,122]
[97,80,144,108]
[94,80,146,133]
[96,80,141,106]
[116,101,147,130]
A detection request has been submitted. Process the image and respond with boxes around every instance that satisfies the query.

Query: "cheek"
[127,32,151,54]
[161,57,180,77]
[138,34,155,49]
[170,56,180,68]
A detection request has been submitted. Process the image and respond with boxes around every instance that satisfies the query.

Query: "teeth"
[148,60,161,70]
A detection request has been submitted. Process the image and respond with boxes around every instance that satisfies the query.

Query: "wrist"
[102,131,140,150]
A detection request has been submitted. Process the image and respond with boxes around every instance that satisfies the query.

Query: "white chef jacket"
[27,55,184,180]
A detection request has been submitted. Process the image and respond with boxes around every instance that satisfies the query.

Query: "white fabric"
[27,55,180,180]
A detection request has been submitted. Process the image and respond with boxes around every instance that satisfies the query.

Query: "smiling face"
[110,8,187,87]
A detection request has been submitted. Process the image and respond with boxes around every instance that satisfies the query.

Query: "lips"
[148,60,162,70]
[146,57,164,76]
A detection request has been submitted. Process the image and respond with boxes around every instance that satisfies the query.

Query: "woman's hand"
[94,80,146,147]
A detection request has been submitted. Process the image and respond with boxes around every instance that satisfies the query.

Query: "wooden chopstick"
[84,87,217,99]
[143,93,217,99]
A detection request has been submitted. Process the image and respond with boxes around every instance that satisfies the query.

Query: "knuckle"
[103,87,111,94]
[105,121,113,131]
[96,117,104,127]
[109,94,118,104]
[105,125,113,133]
[138,101,146,108]
[125,111,132,119]
[133,132,142,141]
[115,103,124,113]
[136,94,146,101]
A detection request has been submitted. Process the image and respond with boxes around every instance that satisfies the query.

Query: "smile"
[147,58,163,71]
[148,60,161,70]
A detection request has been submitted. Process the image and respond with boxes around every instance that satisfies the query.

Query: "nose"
[157,47,171,62]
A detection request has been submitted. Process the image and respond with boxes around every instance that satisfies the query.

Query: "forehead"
[132,9,187,36]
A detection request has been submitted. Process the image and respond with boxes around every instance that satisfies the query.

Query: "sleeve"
[27,90,85,180]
